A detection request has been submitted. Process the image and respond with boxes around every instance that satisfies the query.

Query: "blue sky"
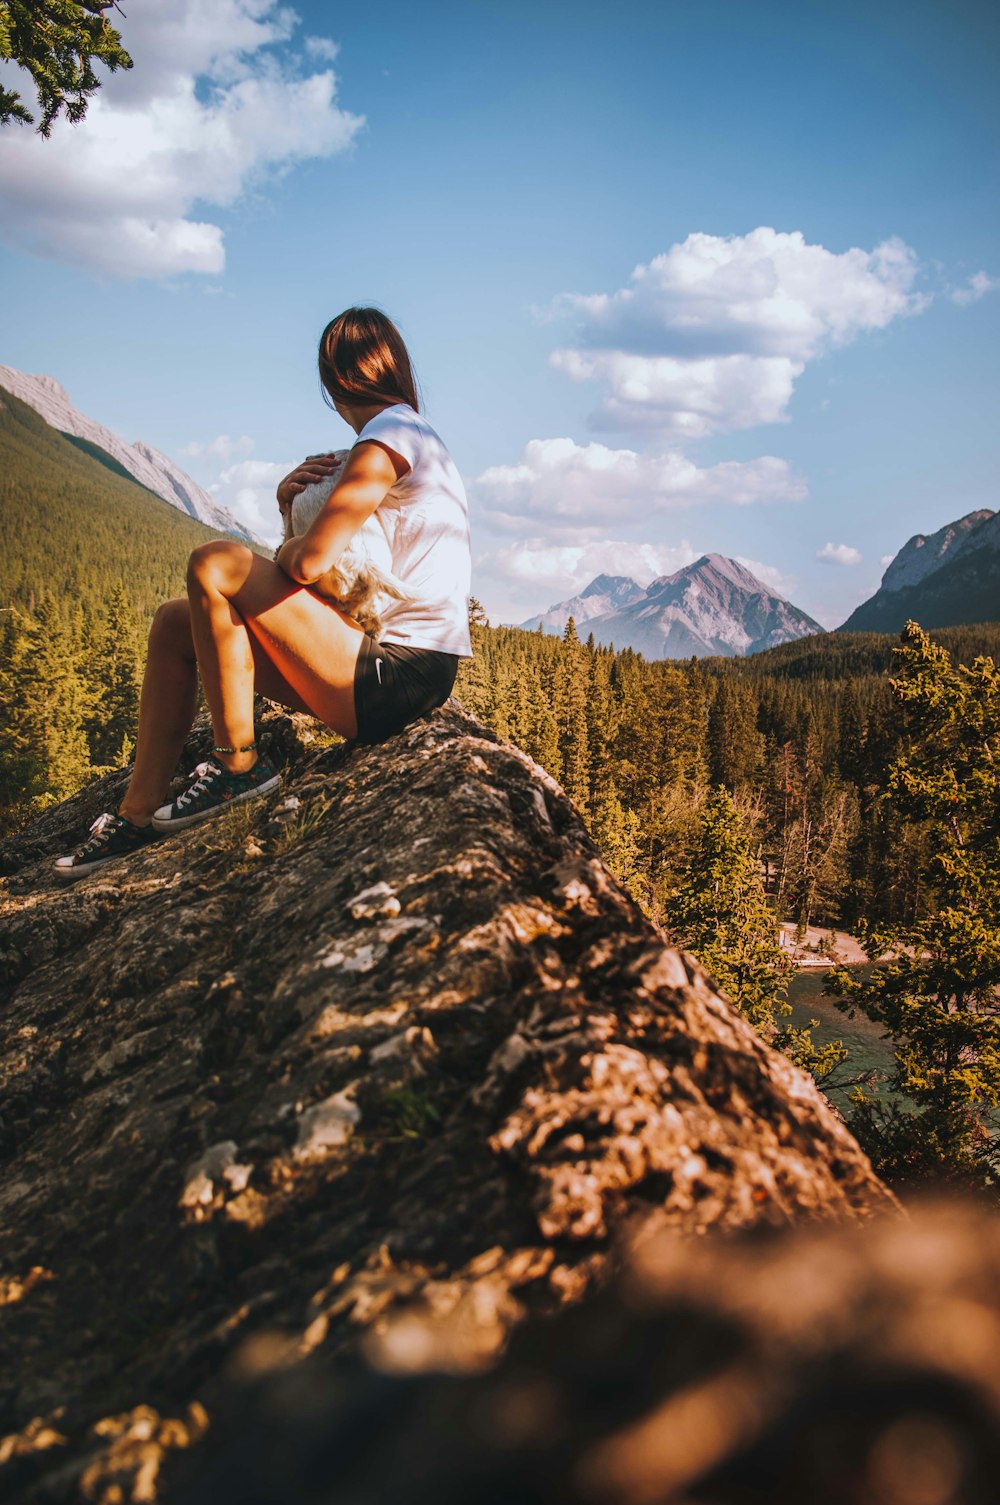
[1,0,997,627]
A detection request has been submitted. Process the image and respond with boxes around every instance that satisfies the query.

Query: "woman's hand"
[276,453,342,517]
[283,442,399,586]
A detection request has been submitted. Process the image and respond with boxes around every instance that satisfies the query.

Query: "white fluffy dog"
[277,449,412,636]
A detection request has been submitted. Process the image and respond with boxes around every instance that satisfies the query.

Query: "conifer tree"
[666,786,791,1035]
[555,617,591,812]
[830,622,1000,1191]
[0,605,46,826]
[0,0,132,134]
[708,678,764,789]
[591,779,643,893]
[86,581,141,769]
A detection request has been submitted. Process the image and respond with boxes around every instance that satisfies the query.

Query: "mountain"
[522,554,823,659]
[521,573,647,634]
[840,508,999,632]
[0,386,260,616]
[0,365,264,543]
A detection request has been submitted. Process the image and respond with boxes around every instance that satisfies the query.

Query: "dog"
[276,449,413,636]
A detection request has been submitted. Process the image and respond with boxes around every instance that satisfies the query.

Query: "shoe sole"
[53,842,160,881]
[151,773,282,832]
[54,854,120,881]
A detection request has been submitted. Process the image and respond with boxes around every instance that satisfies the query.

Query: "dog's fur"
[275,450,413,636]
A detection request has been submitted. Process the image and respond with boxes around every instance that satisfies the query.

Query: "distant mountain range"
[0,365,263,544]
[839,508,999,632]
[521,554,824,659]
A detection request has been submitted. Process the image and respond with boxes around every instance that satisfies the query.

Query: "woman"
[54,307,473,880]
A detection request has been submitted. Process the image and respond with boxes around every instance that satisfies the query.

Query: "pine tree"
[666,786,792,1035]
[554,617,591,812]
[0,605,46,826]
[591,779,643,894]
[707,678,764,790]
[829,622,1000,1192]
[1,0,133,134]
[85,581,141,769]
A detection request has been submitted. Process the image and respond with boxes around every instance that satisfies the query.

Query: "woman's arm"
[278,440,409,586]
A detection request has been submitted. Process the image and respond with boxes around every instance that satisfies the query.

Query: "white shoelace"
[177,759,220,808]
[75,810,118,857]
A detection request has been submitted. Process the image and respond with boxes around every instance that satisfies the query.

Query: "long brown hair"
[318,306,421,414]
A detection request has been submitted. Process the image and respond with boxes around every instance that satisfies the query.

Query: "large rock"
[0,699,891,1499]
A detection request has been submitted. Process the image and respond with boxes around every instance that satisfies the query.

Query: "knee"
[151,597,193,650]
[187,540,252,594]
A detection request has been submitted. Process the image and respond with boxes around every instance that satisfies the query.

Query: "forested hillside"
[0,388,255,615]
[453,614,1000,932]
[0,389,269,829]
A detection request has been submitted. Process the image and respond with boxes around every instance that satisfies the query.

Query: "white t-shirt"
[353,403,473,658]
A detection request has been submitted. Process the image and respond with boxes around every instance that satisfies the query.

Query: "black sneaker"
[151,754,281,832]
[53,811,161,881]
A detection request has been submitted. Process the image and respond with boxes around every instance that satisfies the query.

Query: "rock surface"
[0,699,891,1499]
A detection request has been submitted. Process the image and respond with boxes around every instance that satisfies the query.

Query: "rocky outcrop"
[0,699,891,1499]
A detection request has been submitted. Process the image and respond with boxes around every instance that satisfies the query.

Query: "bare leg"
[117,595,319,825]
[186,542,365,769]
[117,600,199,826]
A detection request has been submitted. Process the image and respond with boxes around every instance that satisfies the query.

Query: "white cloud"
[817,542,863,566]
[469,537,796,625]
[467,435,807,531]
[304,37,342,62]
[735,556,794,594]
[548,227,925,437]
[488,538,697,592]
[470,537,696,626]
[950,271,998,306]
[880,552,895,566]
[182,433,256,462]
[0,2,364,279]
[550,348,801,439]
[210,457,290,544]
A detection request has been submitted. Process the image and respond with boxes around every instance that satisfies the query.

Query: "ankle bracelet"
[212,741,257,755]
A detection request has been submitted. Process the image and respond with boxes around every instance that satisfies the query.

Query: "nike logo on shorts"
[375,657,384,684]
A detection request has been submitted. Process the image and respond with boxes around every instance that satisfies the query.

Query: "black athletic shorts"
[353,632,460,745]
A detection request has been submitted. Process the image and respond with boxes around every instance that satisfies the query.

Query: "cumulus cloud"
[467,435,807,532]
[182,433,256,462]
[950,271,998,306]
[209,457,291,544]
[548,227,925,436]
[0,1,364,279]
[550,348,801,439]
[489,538,697,593]
[817,542,863,566]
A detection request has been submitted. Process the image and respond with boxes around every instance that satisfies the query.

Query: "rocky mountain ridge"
[523,554,823,659]
[840,506,999,632]
[0,366,263,544]
[520,574,647,635]
[0,698,890,1500]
